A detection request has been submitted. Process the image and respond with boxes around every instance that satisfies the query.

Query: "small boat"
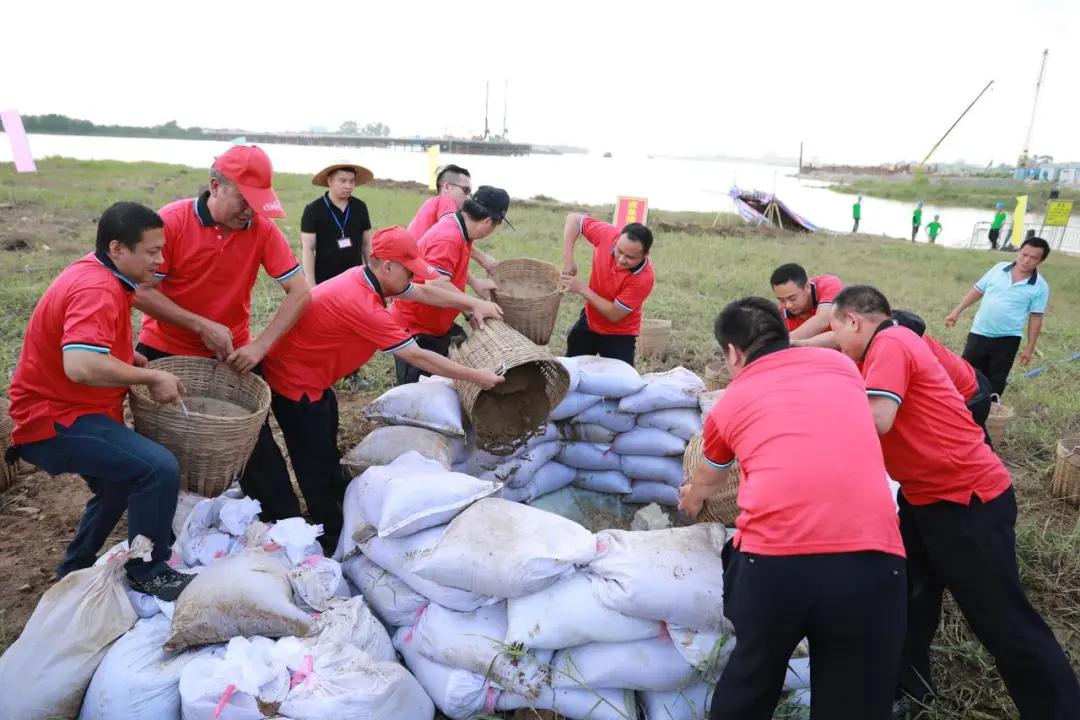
[602,151,612,158]
[728,187,817,232]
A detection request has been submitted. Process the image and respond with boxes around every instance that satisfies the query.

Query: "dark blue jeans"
[18,414,178,580]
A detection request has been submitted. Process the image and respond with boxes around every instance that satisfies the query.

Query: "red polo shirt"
[138,192,301,356]
[702,346,904,558]
[580,216,655,336]
[391,212,471,337]
[8,254,137,444]
[923,334,978,401]
[407,195,458,241]
[862,324,1011,506]
[782,274,842,332]
[262,267,415,401]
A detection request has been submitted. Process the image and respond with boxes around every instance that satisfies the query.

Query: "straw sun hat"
[312,162,374,187]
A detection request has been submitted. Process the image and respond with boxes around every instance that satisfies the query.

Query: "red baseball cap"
[212,145,286,218]
[370,226,439,280]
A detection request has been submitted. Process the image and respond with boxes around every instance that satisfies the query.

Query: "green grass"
[3,158,1080,718]
[828,176,1080,213]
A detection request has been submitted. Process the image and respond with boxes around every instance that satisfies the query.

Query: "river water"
[0,133,1048,250]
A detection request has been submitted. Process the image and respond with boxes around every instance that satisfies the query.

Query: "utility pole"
[502,78,509,141]
[1018,49,1049,168]
[798,141,803,175]
[483,81,490,141]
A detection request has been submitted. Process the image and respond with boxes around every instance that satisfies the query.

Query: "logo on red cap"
[212,146,286,219]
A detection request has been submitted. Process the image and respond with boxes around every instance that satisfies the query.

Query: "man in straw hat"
[680,296,906,720]
[301,161,375,287]
[409,163,499,275]
[260,226,504,549]
[392,186,512,385]
[6,202,193,600]
[560,212,655,366]
[830,285,1079,718]
[133,145,312,522]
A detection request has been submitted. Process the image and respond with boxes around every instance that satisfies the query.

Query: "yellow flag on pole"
[1012,195,1027,247]
[427,145,440,192]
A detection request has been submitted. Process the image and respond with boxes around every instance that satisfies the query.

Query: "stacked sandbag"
[356,375,467,468]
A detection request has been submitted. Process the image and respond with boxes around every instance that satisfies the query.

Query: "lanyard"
[323,196,350,238]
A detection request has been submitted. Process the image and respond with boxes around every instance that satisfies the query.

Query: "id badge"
[337,237,352,249]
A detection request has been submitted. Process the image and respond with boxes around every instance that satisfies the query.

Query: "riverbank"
[818,172,1080,213]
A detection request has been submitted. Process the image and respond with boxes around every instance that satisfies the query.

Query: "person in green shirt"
[926,214,942,244]
[989,201,1007,250]
[852,195,862,233]
[911,200,923,242]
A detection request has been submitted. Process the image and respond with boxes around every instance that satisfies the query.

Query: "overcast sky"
[4,0,1077,165]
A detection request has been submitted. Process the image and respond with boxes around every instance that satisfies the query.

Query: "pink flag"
[1,109,37,173]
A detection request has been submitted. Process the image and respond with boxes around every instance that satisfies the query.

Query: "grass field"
[2,158,1080,719]
[827,175,1080,214]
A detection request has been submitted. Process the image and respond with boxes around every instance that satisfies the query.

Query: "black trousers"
[989,227,1001,249]
[961,333,1021,398]
[912,223,920,242]
[393,324,467,385]
[897,489,1080,717]
[711,544,906,720]
[967,368,994,447]
[136,342,303,524]
[565,310,637,367]
[852,218,860,233]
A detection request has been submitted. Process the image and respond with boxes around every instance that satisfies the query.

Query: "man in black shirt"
[301,162,374,286]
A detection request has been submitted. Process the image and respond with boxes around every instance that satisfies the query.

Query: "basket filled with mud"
[490,258,564,345]
[683,432,740,525]
[638,318,672,359]
[130,357,271,497]
[450,320,570,455]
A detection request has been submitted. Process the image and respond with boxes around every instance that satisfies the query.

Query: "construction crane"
[1018,49,1049,168]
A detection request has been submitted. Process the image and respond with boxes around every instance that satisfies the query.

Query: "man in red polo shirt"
[392,186,511,385]
[133,145,311,521]
[260,227,504,549]
[831,285,1079,718]
[5,203,192,600]
[679,297,905,720]
[560,212,655,366]
[769,263,843,345]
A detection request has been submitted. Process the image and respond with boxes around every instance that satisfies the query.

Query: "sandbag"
[559,442,621,471]
[612,427,688,456]
[641,682,713,720]
[551,636,699,691]
[394,627,498,720]
[557,355,582,393]
[505,571,660,649]
[344,452,501,541]
[574,399,637,433]
[550,390,603,421]
[178,637,290,720]
[277,641,434,720]
[618,366,704,414]
[411,498,597,598]
[0,536,150,720]
[497,687,639,720]
[463,426,558,474]
[310,596,395,663]
[79,615,218,720]
[289,556,346,612]
[173,490,206,541]
[341,425,452,473]
[359,525,497,611]
[669,624,736,683]
[627,481,680,506]
[621,455,685,487]
[408,603,552,698]
[572,469,633,494]
[575,356,645,398]
[590,525,730,632]
[636,407,703,441]
[362,377,465,437]
[530,461,578,499]
[166,551,317,652]
[558,422,617,444]
[480,441,561,489]
[341,556,429,627]
[267,517,324,566]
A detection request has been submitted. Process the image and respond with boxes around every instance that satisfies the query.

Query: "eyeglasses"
[448,183,472,195]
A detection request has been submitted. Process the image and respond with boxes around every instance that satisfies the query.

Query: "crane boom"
[1019,49,1049,167]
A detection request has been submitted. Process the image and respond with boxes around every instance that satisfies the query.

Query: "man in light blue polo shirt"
[945,237,1051,397]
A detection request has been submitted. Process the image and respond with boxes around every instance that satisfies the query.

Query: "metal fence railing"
[968,222,1080,255]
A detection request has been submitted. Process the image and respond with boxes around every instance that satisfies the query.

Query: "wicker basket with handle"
[129,357,271,497]
[490,259,564,345]
[638,319,672,359]
[986,395,1014,449]
[704,359,732,392]
[1051,435,1080,506]
[0,397,16,492]
[683,432,740,525]
[450,320,570,455]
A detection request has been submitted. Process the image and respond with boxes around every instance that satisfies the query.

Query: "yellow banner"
[1012,195,1027,246]
[1045,200,1074,227]
[427,145,440,192]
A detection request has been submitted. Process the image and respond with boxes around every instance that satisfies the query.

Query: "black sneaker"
[129,566,195,602]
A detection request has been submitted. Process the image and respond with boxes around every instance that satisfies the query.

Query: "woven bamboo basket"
[0,397,16,492]
[130,357,271,497]
[986,395,1014,448]
[704,359,732,391]
[1051,435,1080,506]
[638,319,672,358]
[490,259,564,345]
[450,320,570,455]
[683,433,740,525]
